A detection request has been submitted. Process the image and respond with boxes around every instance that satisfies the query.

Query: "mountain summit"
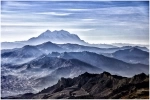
[1,30,87,49]
[25,30,86,45]
[1,30,118,49]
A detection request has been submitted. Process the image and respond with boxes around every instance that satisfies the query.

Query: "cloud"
[36,12,72,16]
[1,1,149,45]
[1,1,35,11]
[59,8,90,12]
[2,1,32,7]
[81,19,96,21]
[93,6,148,15]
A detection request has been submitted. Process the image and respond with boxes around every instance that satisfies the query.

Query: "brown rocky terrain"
[3,72,149,99]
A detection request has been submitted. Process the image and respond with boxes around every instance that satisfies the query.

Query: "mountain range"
[48,51,149,76]
[1,56,102,97]
[1,30,85,49]
[1,47,149,97]
[3,72,149,99]
[1,41,149,65]
[112,47,149,65]
[1,30,138,49]
[1,29,149,98]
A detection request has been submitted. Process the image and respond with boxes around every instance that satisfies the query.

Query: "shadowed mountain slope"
[48,51,149,76]
[112,47,149,65]
[4,72,149,99]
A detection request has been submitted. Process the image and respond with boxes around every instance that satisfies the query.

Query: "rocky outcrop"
[3,72,149,99]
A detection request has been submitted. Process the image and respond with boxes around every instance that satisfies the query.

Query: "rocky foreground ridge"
[3,71,149,99]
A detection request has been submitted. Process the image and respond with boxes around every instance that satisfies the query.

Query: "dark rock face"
[4,72,149,99]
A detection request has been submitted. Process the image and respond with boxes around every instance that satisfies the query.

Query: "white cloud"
[81,19,96,21]
[1,1,149,45]
[57,6,148,15]
[77,6,147,15]
[59,8,89,12]
[36,12,72,16]
[3,1,35,7]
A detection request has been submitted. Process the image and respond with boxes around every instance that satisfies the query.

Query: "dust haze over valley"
[1,1,149,99]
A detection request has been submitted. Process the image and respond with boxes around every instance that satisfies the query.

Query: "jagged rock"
[4,72,149,99]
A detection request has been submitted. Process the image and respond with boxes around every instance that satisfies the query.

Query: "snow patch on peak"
[24,29,86,45]
[39,30,80,40]
[129,48,133,52]
[129,47,138,52]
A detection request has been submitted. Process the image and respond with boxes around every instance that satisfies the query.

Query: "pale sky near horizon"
[1,1,149,45]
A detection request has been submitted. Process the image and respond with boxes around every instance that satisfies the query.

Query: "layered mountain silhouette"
[48,51,149,76]
[58,43,119,53]
[1,41,64,65]
[1,30,119,49]
[112,47,149,65]
[2,41,148,65]
[3,72,149,99]
[1,55,102,97]
[1,30,85,49]
[24,30,86,45]
[2,51,148,97]
[1,45,43,65]
[1,41,120,65]
[113,43,149,50]
[1,30,149,98]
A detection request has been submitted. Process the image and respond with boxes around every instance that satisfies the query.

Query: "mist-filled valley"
[1,30,149,99]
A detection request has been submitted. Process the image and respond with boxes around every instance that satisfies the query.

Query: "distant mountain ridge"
[1,29,149,98]
[48,51,149,76]
[112,43,149,49]
[1,30,119,49]
[1,30,85,49]
[22,30,86,45]
[112,47,149,65]
[2,48,148,97]
[2,41,148,65]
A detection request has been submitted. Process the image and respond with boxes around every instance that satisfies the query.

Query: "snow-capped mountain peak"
[40,30,76,38]
[32,30,85,45]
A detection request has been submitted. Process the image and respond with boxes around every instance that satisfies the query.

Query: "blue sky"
[1,1,149,45]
